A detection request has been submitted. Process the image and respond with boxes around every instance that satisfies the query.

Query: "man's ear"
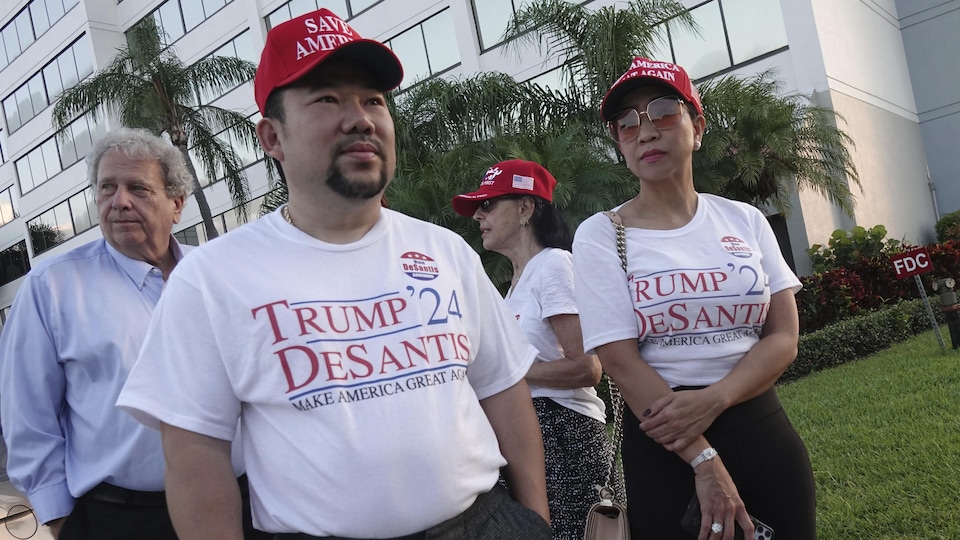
[170,195,186,225]
[256,117,284,162]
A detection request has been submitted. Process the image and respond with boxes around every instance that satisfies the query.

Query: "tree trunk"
[175,143,219,241]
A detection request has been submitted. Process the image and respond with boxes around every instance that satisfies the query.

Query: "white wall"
[896,0,960,216]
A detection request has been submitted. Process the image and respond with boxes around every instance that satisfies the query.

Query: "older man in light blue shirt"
[0,128,262,540]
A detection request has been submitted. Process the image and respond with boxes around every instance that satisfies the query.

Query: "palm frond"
[504,0,695,117]
[186,56,257,101]
[51,16,255,238]
[180,106,252,220]
[695,70,859,216]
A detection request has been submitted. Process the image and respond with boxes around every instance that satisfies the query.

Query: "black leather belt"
[83,483,167,507]
[279,533,425,540]
[82,474,251,508]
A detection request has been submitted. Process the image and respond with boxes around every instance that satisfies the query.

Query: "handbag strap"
[599,211,627,498]
[604,211,628,273]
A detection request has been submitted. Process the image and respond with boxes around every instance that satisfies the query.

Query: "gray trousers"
[274,484,551,540]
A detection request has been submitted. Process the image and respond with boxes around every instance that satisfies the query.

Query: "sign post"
[891,247,944,351]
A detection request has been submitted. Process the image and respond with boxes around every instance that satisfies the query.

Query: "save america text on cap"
[254,8,403,114]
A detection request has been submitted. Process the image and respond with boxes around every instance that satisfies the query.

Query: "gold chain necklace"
[281,204,293,225]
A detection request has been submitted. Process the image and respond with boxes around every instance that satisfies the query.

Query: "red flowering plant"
[798,225,917,333]
[929,240,960,278]
[798,228,960,334]
[796,267,863,334]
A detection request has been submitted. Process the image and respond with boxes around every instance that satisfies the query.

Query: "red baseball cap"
[599,57,703,122]
[452,160,557,216]
[254,9,403,114]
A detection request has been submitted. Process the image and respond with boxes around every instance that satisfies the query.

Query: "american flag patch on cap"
[513,174,534,190]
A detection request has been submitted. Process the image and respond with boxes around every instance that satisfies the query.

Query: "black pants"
[59,475,271,540]
[273,484,550,540]
[622,387,816,540]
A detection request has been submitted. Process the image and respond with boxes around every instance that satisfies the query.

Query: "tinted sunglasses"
[607,96,686,143]
[476,195,526,213]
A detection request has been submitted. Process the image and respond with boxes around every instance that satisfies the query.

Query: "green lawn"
[778,327,960,538]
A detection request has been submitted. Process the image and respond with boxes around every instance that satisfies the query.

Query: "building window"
[386,9,460,91]
[0,241,30,288]
[174,192,270,245]
[652,0,788,80]
[130,0,235,47]
[721,0,789,65]
[193,30,257,106]
[264,0,384,29]
[348,0,381,16]
[524,65,569,92]
[472,0,533,51]
[670,1,729,79]
[15,116,105,195]
[0,304,12,335]
[0,0,80,71]
[189,112,264,188]
[0,186,20,228]
[3,35,94,134]
[173,225,200,246]
[266,0,344,29]
[27,186,98,255]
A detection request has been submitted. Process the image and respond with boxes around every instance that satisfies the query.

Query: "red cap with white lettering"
[254,8,403,114]
[451,159,557,216]
[599,56,702,122]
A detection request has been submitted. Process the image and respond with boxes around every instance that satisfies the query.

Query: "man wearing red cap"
[117,8,551,540]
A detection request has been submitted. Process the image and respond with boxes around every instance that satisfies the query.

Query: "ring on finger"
[711,522,723,534]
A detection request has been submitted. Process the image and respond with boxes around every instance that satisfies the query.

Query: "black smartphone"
[680,494,774,539]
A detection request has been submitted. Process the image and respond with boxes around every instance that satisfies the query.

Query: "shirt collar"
[104,237,186,289]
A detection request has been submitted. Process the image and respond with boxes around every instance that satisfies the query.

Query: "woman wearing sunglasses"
[572,58,815,539]
[453,160,622,539]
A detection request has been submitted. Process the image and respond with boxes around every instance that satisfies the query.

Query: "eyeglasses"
[477,195,525,213]
[607,96,686,143]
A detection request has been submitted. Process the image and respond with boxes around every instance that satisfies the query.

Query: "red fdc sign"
[891,247,933,279]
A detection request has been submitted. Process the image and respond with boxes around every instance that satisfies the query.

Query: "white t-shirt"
[118,209,537,537]
[573,193,801,388]
[506,248,606,423]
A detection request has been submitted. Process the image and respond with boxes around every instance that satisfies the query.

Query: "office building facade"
[0,0,955,324]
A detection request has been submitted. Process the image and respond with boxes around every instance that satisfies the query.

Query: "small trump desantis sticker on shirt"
[512,174,535,191]
[720,236,753,258]
[400,251,440,281]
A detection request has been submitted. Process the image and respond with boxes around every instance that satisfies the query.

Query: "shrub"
[796,267,862,333]
[935,210,960,243]
[796,254,923,334]
[929,240,960,278]
[806,225,903,274]
[782,298,941,383]
[795,225,960,333]
[846,254,915,309]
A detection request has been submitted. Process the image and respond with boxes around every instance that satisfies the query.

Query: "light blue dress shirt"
[0,238,190,524]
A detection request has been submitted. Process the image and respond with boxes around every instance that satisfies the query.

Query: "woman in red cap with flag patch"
[572,58,816,540]
[453,160,623,539]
